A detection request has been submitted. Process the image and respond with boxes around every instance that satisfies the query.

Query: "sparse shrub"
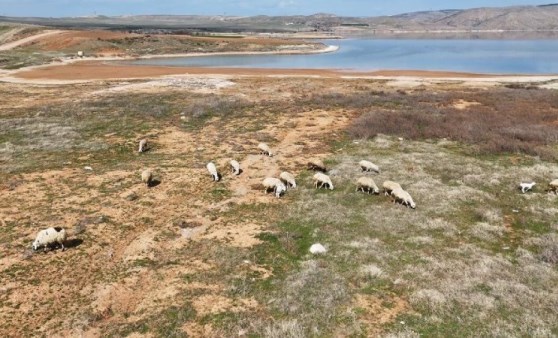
[346,88,558,159]
[539,233,558,265]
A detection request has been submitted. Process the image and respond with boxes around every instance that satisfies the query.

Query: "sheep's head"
[32,240,40,251]
[409,201,416,209]
[275,184,286,198]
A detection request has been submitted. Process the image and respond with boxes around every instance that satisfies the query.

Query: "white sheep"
[382,180,402,196]
[32,227,67,252]
[356,177,379,194]
[230,160,241,175]
[258,143,273,157]
[262,177,286,198]
[548,179,558,194]
[391,187,416,209]
[359,160,380,173]
[313,173,334,190]
[280,171,297,189]
[519,182,536,194]
[207,162,220,181]
[141,169,153,187]
[307,159,326,172]
[138,139,148,153]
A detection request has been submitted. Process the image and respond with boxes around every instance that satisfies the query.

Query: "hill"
[1,4,558,33]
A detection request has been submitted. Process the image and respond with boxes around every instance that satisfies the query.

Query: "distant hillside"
[1,4,558,33]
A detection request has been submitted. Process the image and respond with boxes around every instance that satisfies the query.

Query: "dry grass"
[1,77,557,337]
[346,88,558,160]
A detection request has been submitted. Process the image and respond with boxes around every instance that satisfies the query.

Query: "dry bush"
[346,88,558,159]
[539,233,558,265]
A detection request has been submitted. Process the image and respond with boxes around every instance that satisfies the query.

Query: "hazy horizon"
[0,1,554,18]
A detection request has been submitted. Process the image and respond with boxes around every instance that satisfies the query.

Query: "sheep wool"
[138,139,148,153]
[230,160,241,175]
[313,173,334,190]
[32,227,67,251]
[356,176,379,194]
[280,171,297,188]
[258,143,273,157]
[359,160,380,173]
[207,162,220,181]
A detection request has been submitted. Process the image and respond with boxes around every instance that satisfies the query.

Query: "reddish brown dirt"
[14,61,503,81]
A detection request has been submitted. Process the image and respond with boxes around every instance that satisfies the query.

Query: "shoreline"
[2,44,558,85]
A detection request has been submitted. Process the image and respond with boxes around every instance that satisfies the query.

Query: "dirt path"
[0,30,64,51]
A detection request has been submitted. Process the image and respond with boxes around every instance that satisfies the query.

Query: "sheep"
[262,177,286,198]
[230,160,241,175]
[280,171,297,189]
[138,139,148,153]
[313,173,334,190]
[548,179,558,194]
[141,169,153,187]
[359,160,380,173]
[391,187,416,209]
[307,159,326,172]
[207,162,220,181]
[382,181,402,196]
[356,177,379,194]
[32,227,67,252]
[519,182,536,194]
[258,143,273,157]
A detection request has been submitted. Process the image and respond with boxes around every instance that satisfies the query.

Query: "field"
[0,28,324,69]
[1,75,557,337]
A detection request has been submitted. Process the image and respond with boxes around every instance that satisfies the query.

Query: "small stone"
[309,243,327,254]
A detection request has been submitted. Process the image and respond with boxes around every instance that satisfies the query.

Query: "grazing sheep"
[391,187,416,209]
[262,177,286,198]
[313,173,334,190]
[548,179,558,194]
[359,160,380,173]
[356,177,379,194]
[207,162,220,181]
[280,171,297,189]
[382,181,402,196]
[230,160,241,175]
[307,159,326,172]
[519,182,536,194]
[141,169,153,187]
[138,139,148,153]
[32,227,67,252]
[258,143,273,157]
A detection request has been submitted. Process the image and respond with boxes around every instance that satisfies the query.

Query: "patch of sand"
[453,99,481,110]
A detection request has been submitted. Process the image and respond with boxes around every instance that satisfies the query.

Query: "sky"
[0,0,553,18]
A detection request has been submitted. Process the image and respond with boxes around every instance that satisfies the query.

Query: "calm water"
[129,39,558,74]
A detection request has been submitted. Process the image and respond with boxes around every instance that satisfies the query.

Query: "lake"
[129,39,558,74]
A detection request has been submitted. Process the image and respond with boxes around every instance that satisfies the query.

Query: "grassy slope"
[0,80,557,336]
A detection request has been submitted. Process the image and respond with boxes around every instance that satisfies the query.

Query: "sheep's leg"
[60,241,65,251]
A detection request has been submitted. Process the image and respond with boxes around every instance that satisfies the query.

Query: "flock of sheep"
[30,138,558,252]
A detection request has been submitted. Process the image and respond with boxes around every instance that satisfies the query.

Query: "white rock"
[309,243,327,254]
[84,166,93,171]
